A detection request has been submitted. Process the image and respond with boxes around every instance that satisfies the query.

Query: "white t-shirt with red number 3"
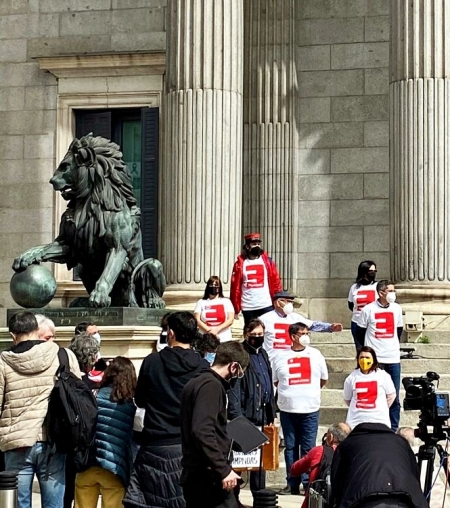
[343,368,396,429]
[272,347,328,413]
[259,310,314,362]
[359,301,403,363]
[241,258,272,310]
[194,297,235,342]
[348,282,378,325]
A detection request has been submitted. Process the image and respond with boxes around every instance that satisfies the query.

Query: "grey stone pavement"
[30,446,450,508]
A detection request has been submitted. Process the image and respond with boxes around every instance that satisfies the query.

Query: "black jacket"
[123,444,185,508]
[135,346,208,446]
[227,341,277,426]
[330,423,428,508]
[180,369,232,482]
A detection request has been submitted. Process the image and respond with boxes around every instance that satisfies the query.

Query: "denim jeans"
[280,410,320,490]
[5,442,66,508]
[380,362,401,431]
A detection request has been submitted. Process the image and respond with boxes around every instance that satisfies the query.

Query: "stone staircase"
[313,330,450,429]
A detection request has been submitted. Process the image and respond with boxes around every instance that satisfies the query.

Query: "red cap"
[244,232,261,242]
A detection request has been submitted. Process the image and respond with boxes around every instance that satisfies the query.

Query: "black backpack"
[309,445,334,505]
[46,349,98,472]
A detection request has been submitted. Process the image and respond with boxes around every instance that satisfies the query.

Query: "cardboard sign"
[232,449,261,470]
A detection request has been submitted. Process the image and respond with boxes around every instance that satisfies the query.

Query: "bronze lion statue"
[13,134,166,308]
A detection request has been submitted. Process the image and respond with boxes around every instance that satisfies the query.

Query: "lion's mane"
[68,134,141,249]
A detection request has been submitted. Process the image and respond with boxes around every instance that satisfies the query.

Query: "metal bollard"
[253,488,278,508]
[0,471,18,508]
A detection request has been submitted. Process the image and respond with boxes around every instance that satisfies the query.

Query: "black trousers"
[183,473,238,508]
[242,306,274,326]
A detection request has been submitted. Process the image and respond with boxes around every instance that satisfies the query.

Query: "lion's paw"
[89,290,112,308]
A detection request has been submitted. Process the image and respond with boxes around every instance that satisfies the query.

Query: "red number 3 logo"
[287,357,311,385]
[355,381,378,409]
[374,312,395,339]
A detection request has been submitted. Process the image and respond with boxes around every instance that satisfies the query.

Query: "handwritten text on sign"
[232,449,261,469]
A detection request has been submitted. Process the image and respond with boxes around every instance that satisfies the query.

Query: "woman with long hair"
[343,346,396,429]
[194,275,235,342]
[75,356,137,508]
[348,260,378,349]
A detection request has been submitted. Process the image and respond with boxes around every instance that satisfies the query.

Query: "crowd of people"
[0,233,429,508]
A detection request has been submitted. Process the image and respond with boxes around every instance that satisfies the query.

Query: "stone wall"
[295,0,391,323]
[0,0,167,317]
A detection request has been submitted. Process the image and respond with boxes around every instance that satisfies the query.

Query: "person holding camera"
[343,346,396,429]
[330,423,427,508]
[356,280,403,430]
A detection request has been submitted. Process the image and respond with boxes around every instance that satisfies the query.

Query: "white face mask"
[386,292,396,303]
[92,332,101,344]
[282,302,294,315]
[299,335,311,347]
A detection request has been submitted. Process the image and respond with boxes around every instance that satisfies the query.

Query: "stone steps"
[310,330,450,344]
[326,358,450,374]
[315,343,450,358]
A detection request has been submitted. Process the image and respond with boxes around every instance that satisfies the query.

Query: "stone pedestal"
[161,0,244,287]
[243,0,298,284]
[6,307,170,327]
[390,0,450,284]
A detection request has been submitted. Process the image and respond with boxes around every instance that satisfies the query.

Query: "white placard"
[232,449,261,469]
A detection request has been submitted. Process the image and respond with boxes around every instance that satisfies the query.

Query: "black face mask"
[208,286,220,295]
[248,336,264,349]
[249,246,262,257]
[366,272,376,282]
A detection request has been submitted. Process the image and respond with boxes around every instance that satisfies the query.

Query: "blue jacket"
[95,386,136,485]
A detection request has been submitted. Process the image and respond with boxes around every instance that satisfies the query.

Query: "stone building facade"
[0,0,447,325]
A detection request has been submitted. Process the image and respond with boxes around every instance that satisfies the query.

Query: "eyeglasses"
[248,334,264,339]
[368,270,378,274]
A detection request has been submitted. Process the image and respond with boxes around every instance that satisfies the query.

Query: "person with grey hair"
[35,314,55,341]
[69,333,100,382]
[396,426,416,447]
[291,422,351,508]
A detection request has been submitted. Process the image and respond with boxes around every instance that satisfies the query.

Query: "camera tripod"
[416,440,449,505]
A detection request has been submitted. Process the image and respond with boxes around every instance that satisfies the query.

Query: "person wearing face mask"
[192,332,221,365]
[194,276,235,342]
[230,233,282,325]
[180,341,250,508]
[123,311,209,508]
[348,260,378,350]
[227,319,277,501]
[343,346,396,430]
[356,280,403,430]
[272,322,328,496]
[259,290,343,362]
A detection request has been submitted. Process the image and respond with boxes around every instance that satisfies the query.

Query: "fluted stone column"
[243,0,298,285]
[161,0,244,286]
[391,0,450,284]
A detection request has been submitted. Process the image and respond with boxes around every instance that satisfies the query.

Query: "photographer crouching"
[330,422,428,508]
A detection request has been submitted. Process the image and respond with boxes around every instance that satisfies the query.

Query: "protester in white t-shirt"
[347,260,378,350]
[260,290,343,362]
[356,280,403,431]
[230,232,282,325]
[344,346,396,429]
[194,276,235,342]
[272,322,328,495]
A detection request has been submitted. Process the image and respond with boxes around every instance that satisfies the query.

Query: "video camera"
[402,371,450,443]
